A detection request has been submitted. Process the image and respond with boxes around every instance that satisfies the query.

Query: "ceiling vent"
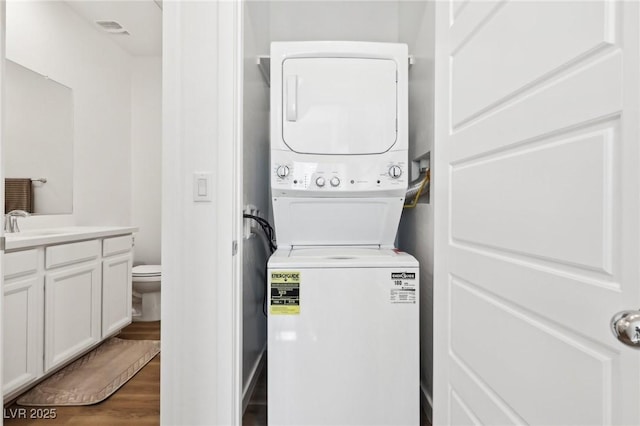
[96,20,130,35]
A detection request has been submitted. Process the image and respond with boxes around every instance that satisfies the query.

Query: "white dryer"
[270,41,409,247]
[267,42,419,426]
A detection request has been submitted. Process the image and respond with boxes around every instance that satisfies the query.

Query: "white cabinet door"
[102,253,132,338]
[434,1,640,425]
[44,262,101,372]
[3,276,43,394]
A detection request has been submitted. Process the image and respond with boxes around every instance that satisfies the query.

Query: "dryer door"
[281,57,397,155]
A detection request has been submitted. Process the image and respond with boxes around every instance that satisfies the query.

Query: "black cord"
[243,213,276,316]
[244,213,277,252]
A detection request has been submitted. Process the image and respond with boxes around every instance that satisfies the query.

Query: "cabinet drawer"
[45,240,100,269]
[4,249,38,280]
[102,235,132,257]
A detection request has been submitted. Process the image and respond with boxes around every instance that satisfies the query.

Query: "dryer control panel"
[271,151,408,197]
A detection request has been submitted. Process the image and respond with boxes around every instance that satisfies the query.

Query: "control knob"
[276,165,290,178]
[330,177,340,187]
[389,165,402,179]
[315,177,326,187]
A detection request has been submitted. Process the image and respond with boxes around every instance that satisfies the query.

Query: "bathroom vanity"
[2,226,137,400]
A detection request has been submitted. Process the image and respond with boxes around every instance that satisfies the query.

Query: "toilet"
[132,265,161,322]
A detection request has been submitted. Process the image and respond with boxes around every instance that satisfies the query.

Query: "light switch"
[193,172,212,202]
[198,178,207,196]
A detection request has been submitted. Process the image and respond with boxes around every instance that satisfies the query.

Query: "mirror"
[4,59,73,215]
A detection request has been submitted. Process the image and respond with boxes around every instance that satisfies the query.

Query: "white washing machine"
[267,41,418,425]
[268,248,419,425]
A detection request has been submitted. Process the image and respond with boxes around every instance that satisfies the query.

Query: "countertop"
[5,226,139,251]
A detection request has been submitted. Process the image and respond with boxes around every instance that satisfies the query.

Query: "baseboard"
[242,344,267,414]
[421,381,433,424]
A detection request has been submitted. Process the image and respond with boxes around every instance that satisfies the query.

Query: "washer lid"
[289,247,397,259]
[268,247,418,269]
[133,265,162,276]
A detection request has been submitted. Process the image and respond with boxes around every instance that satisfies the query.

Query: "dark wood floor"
[4,321,160,426]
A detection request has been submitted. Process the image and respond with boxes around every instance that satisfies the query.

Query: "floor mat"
[17,338,160,406]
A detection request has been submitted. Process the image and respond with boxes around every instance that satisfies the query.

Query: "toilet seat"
[133,265,161,277]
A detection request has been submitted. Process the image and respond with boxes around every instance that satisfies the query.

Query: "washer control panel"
[271,151,408,195]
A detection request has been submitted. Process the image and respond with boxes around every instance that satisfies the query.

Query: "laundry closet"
[240,1,436,420]
[157,1,640,424]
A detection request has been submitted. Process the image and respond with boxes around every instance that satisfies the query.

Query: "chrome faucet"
[5,210,31,233]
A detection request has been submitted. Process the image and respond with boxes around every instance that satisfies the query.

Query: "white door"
[282,58,397,155]
[433,1,640,425]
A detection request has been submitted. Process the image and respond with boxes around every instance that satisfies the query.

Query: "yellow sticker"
[270,271,300,315]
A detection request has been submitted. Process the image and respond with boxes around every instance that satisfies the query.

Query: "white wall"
[270,1,399,42]
[242,0,270,406]
[6,1,132,228]
[397,0,436,418]
[131,56,162,265]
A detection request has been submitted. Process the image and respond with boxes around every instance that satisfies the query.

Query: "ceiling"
[66,1,162,57]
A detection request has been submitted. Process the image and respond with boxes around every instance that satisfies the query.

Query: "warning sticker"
[270,271,300,315]
[390,271,417,304]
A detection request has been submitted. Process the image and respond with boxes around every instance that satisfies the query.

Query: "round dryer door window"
[281,57,398,155]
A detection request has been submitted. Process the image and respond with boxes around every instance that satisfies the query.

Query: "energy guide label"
[390,271,416,304]
[270,271,300,315]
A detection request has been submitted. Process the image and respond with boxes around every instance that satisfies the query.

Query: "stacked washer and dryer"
[266,41,419,425]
